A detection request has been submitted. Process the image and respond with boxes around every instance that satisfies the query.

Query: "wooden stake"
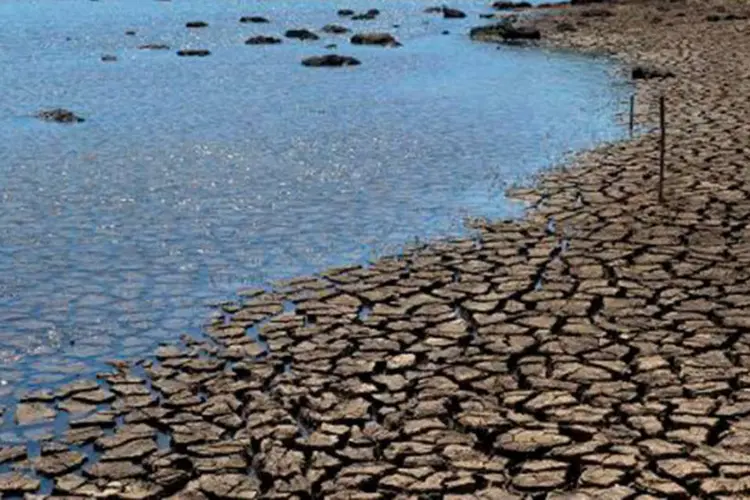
[658,96,666,203]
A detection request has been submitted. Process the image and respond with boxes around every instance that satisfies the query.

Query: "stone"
[246,36,282,45]
[0,473,40,493]
[285,29,319,41]
[470,21,540,41]
[36,108,84,124]
[15,402,56,425]
[240,16,269,23]
[350,33,401,47]
[177,49,211,57]
[302,55,361,67]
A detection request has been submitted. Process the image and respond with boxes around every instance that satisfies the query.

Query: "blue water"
[0,0,630,414]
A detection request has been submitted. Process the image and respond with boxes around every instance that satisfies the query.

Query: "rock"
[469,21,541,41]
[301,54,361,67]
[337,9,355,16]
[125,30,136,36]
[537,1,570,7]
[33,451,86,476]
[36,108,85,124]
[322,24,350,34]
[571,0,606,4]
[325,43,338,49]
[0,473,39,493]
[285,29,320,41]
[424,6,443,13]
[350,33,402,47]
[101,54,117,62]
[15,402,57,423]
[442,30,450,34]
[631,65,674,80]
[0,446,26,465]
[240,16,269,23]
[352,9,380,20]
[176,49,211,57]
[245,36,282,45]
[443,7,467,18]
[493,1,532,9]
[186,21,208,28]
[138,43,170,50]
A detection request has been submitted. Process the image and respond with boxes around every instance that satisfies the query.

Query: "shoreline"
[4,0,750,497]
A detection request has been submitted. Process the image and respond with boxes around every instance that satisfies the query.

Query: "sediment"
[4,0,750,497]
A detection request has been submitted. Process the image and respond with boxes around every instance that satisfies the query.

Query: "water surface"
[0,0,630,412]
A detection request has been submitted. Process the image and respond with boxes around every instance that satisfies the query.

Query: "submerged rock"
[240,16,269,23]
[37,108,85,124]
[285,29,320,40]
[424,6,443,13]
[185,21,208,28]
[493,1,532,8]
[469,21,541,41]
[337,9,355,16]
[302,54,361,67]
[352,9,380,20]
[138,43,170,50]
[443,7,467,18]
[101,54,117,62]
[322,24,351,34]
[245,36,282,45]
[631,65,675,80]
[176,49,211,57]
[350,32,402,47]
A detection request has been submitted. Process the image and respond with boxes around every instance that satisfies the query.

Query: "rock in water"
[469,21,541,41]
[631,65,675,80]
[301,54,361,67]
[322,24,350,34]
[138,43,170,50]
[101,54,117,62]
[176,49,211,57]
[493,1,532,9]
[285,29,320,40]
[337,9,355,16]
[240,16,269,23]
[443,7,467,18]
[424,6,443,13]
[245,36,282,45]
[185,21,208,28]
[37,109,85,123]
[350,32,402,47]
[352,9,380,20]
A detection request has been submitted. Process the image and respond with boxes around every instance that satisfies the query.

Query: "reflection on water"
[0,0,630,405]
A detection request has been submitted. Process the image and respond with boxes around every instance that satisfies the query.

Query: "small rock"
[15,402,56,424]
[36,108,85,124]
[351,32,401,47]
[177,49,211,57]
[240,16,269,23]
[469,21,540,41]
[101,54,117,62]
[301,54,361,67]
[322,24,350,34]
[424,6,443,13]
[125,30,136,35]
[245,36,282,45]
[631,65,674,80]
[443,7,467,19]
[556,21,577,32]
[186,21,208,28]
[493,1,532,9]
[138,43,170,50]
[0,473,40,493]
[285,29,320,41]
[337,9,355,16]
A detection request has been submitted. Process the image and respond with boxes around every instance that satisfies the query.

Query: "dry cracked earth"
[3,0,750,498]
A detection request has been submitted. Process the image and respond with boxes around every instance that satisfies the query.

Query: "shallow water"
[0,0,630,411]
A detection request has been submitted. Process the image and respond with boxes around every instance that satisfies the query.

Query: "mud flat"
[4,0,750,497]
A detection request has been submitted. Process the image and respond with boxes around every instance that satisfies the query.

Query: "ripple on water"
[0,0,632,409]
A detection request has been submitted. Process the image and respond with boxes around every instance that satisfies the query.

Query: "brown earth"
[4,0,750,497]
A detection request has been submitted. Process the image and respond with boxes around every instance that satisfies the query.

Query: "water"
[0,0,631,408]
